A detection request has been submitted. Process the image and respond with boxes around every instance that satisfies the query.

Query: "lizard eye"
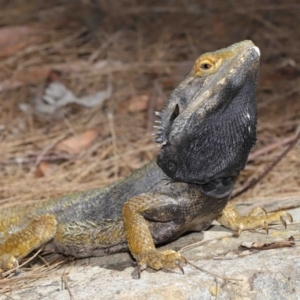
[200,63,212,70]
[170,104,180,121]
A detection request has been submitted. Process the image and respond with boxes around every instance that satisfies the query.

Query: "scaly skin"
[0,161,228,272]
[0,41,292,275]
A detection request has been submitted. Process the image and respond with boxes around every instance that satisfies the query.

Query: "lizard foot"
[239,207,293,235]
[217,203,293,235]
[136,249,187,274]
[0,214,57,277]
[0,254,18,276]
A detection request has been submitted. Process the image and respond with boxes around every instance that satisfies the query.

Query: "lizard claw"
[263,221,269,234]
[218,203,293,235]
[243,210,293,234]
[136,249,187,275]
[279,212,293,229]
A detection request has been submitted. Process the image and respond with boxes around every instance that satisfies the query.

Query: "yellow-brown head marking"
[193,51,234,77]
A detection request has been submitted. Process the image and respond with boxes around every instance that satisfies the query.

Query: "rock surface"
[1,208,300,300]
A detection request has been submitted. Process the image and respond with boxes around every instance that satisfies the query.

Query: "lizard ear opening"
[170,104,180,122]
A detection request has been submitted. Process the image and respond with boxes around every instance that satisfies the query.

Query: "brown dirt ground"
[0,0,299,287]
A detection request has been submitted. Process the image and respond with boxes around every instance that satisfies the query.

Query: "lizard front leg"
[217,203,293,235]
[0,214,57,272]
[122,193,186,273]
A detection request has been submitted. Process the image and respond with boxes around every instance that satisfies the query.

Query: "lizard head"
[156,40,260,194]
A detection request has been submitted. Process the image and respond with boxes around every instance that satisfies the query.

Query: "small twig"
[62,272,75,300]
[0,153,76,166]
[248,133,298,161]
[179,234,234,253]
[2,133,111,173]
[0,28,88,68]
[187,261,242,281]
[2,248,43,278]
[0,137,114,166]
[88,31,122,63]
[233,129,300,199]
[29,133,68,173]
[38,254,50,267]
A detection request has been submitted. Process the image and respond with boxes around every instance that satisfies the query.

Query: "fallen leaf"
[54,130,98,155]
[35,161,54,178]
[0,79,23,93]
[239,237,295,251]
[0,60,123,93]
[118,94,150,113]
[0,25,42,58]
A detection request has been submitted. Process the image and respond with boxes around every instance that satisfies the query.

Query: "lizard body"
[0,160,227,270]
[0,40,291,274]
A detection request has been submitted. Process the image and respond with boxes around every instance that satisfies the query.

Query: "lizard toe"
[136,249,186,272]
[0,254,19,276]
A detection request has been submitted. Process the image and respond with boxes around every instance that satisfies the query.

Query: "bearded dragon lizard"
[0,40,292,275]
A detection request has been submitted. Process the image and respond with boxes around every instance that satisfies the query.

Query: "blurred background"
[0,0,299,211]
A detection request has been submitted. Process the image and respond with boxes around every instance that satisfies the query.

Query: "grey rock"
[1,213,300,300]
